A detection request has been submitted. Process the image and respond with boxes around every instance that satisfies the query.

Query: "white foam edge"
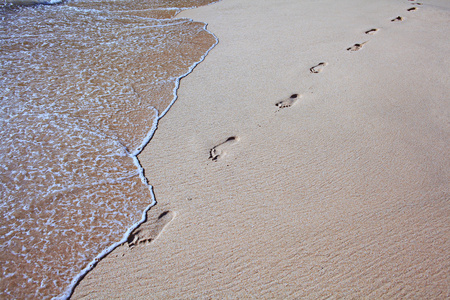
[53,185,156,300]
[1,0,63,6]
[56,18,219,300]
[132,23,219,157]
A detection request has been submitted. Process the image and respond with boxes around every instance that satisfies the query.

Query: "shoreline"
[59,8,220,300]
[73,0,449,298]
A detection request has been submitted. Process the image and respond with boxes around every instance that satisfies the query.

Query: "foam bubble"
[0,0,219,298]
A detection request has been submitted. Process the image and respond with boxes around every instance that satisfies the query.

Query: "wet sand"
[73,0,449,298]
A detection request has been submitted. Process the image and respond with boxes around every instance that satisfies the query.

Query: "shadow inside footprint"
[365,28,379,35]
[276,94,300,109]
[407,7,418,11]
[347,42,368,51]
[127,211,175,247]
[209,136,239,161]
[310,62,327,73]
[391,16,403,22]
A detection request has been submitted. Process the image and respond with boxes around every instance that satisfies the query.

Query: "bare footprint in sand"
[391,16,404,22]
[407,7,418,11]
[209,136,239,161]
[347,42,368,51]
[310,62,327,73]
[276,94,301,109]
[127,211,175,247]
[365,28,379,35]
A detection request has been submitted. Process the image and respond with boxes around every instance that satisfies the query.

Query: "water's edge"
[57,15,219,300]
[1,0,64,7]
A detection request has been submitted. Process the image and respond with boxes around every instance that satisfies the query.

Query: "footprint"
[407,7,418,11]
[127,210,175,247]
[275,94,301,109]
[391,16,403,22]
[347,41,368,51]
[310,62,327,73]
[209,136,239,161]
[365,28,379,35]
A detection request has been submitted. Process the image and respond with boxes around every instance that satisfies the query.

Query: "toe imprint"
[310,62,327,73]
[127,211,175,247]
[365,28,379,35]
[391,16,403,22]
[347,41,368,51]
[276,94,301,109]
[209,136,239,161]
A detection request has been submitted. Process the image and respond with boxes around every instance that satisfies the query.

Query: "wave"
[0,0,220,298]
[1,0,63,7]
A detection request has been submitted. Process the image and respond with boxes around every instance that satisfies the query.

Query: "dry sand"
[72,0,449,298]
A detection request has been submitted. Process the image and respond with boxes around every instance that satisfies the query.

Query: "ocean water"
[0,0,218,298]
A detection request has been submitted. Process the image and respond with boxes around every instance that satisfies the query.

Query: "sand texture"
[73,0,449,298]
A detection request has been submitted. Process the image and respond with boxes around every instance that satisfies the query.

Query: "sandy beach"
[72,0,449,298]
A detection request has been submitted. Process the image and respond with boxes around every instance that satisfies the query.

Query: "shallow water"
[0,0,217,298]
